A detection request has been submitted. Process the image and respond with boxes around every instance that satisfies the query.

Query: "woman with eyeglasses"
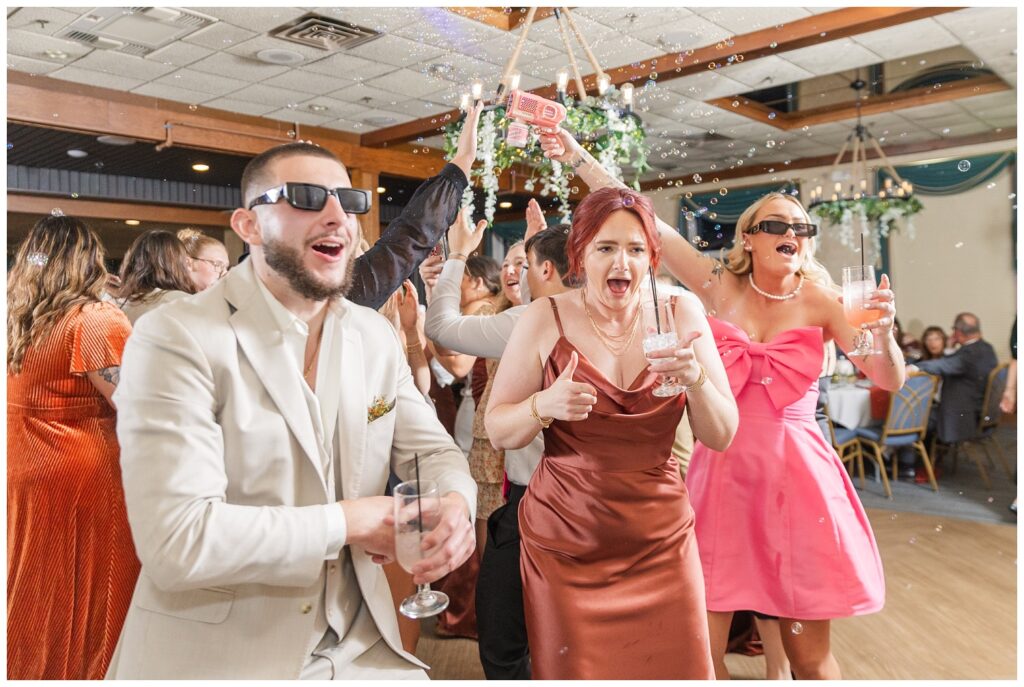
[538,128,906,680]
[116,229,196,325]
[178,228,230,291]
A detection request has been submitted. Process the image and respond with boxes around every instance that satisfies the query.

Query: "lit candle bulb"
[879,190,886,198]
[905,182,913,194]
[471,80,483,102]
[459,93,470,111]
[509,71,521,92]
[815,185,822,198]
[556,68,569,94]
[860,179,867,191]
[834,182,842,194]
[621,82,634,111]
[884,177,893,189]
[597,73,611,95]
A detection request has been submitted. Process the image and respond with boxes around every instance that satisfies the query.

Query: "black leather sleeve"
[348,163,469,310]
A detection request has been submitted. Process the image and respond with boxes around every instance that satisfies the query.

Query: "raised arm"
[538,127,728,298]
[347,104,481,310]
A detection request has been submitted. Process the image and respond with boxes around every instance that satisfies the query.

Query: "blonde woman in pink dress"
[537,127,905,680]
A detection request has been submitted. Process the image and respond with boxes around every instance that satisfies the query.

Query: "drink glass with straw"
[842,233,882,356]
[642,267,685,397]
[393,455,449,618]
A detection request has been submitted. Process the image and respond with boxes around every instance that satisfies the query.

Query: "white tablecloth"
[828,384,873,429]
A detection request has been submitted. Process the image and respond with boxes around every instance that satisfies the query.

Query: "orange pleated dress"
[7,302,139,680]
[519,300,714,680]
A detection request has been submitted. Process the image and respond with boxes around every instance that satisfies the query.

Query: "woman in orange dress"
[486,188,738,679]
[7,215,139,680]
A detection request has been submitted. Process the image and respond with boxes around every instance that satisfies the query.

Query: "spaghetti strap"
[548,297,565,337]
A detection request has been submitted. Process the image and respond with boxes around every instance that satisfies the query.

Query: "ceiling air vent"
[57,7,217,57]
[270,14,381,52]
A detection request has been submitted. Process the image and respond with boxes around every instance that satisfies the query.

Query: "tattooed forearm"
[97,366,120,386]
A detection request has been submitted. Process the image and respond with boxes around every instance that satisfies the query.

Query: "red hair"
[566,187,660,279]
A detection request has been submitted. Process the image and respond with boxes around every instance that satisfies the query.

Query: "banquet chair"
[932,362,1011,487]
[855,372,940,493]
[824,402,891,498]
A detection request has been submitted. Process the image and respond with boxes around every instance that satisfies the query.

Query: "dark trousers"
[475,483,530,680]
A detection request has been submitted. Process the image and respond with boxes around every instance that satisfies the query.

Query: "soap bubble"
[791,622,803,635]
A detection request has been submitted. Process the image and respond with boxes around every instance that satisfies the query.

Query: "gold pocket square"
[367,395,396,423]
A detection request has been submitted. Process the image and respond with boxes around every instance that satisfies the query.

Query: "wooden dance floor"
[416,508,1017,680]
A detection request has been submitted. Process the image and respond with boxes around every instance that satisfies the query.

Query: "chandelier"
[807,74,923,257]
[443,7,649,225]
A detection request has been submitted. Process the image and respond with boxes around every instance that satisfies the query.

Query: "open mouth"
[311,240,345,258]
[505,278,520,289]
[607,278,631,295]
[776,242,798,256]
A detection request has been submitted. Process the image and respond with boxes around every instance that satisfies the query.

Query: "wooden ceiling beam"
[445,6,557,31]
[6,70,448,180]
[361,6,961,147]
[706,74,1009,130]
[637,127,1017,191]
[7,193,230,227]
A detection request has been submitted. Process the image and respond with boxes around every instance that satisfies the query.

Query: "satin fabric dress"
[519,299,714,680]
[7,303,139,679]
[686,317,885,620]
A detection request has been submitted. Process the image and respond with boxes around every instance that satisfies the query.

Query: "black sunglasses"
[248,183,372,214]
[748,220,818,237]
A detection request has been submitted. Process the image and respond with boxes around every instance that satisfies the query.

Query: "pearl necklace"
[748,273,804,301]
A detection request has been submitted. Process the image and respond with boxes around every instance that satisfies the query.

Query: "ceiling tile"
[146,41,215,68]
[189,52,291,82]
[322,118,368,134]
[344,34,445,69]
[70,50,180,81]
[300,52,397,80]
[463,34,558,68]
[391,10,501,50]
[385,99,452,118]
[7,29,93,63]
[969,34,1018,62]
[934,7,1018,42]
[200,97,279,117]
[783,39,883,76]
[850,19,960,60]
[227,83,314,108]
[261,70,352,95]
[631,17,733,52]
[900,101,971,121]
[181,22,258,51]
[131,82,218,106]
[153,68,244,96]
[224,34,338,64]
[352,109,416,128]
[695,7,812,34]
[262,107,335,127]
[718,55,815,90]
[575,7,695,32]
[48,66,146,91]
[7,54,65,75]
[293,96,369,119]
[667,71,749,100]
[922,119,994,138]
[7,7,83,36]
[365,68,455,99]
[327,82,404,109]
[200,7,307,32]
[591,37,665,69]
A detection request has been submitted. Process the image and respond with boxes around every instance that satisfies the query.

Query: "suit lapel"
[225,262,328,495]
[335,309,366,499]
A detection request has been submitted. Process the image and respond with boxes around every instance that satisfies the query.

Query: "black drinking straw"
[860,230,865,273]
[414,453,423,535]
[649,266,662,333]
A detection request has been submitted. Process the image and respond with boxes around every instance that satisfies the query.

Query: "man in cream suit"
[109,107,482,679]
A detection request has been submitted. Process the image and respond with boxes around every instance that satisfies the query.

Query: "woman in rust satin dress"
[7,216,138,680]
[486,188,738,679]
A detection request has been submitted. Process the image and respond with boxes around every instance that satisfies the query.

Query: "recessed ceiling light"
[256,48,305,66]
[192,163,210,172]
[66,149,89,158]
[499,201,513,209]
[362,115,397,127]
[376,186,386,193]
[125,219,140,226]
[96,135,137,146]
[44,49,69,60]
[308,104,328,113]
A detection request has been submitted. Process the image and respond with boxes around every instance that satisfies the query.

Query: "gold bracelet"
[405,340,423,354]
[448,252,468,262]
[685,364,708,393]
[529,392,554,428]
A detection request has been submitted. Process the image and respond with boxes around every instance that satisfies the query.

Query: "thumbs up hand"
[646,331,704,387]
[535,351,598,422]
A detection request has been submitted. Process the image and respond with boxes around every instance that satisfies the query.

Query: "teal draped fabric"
[680,182,796,224]
[878,152,1015,196]
[490,216,561,245]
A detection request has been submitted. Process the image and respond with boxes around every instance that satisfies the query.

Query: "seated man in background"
[911,312,998,447]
